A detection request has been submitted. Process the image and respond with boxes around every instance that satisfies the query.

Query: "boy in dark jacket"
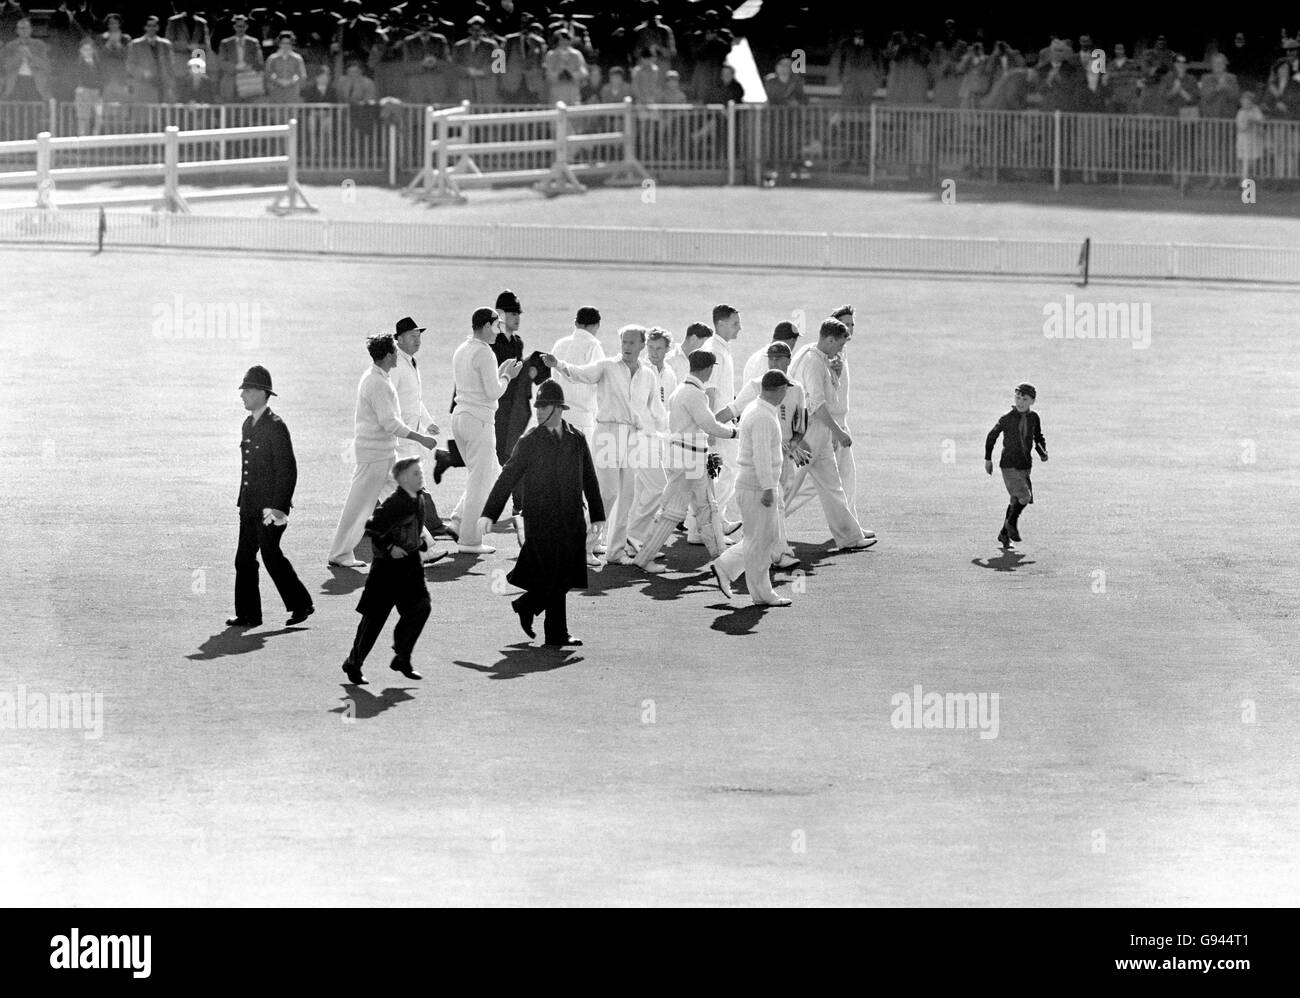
[984,384,1048,547]
[342,458,440,685]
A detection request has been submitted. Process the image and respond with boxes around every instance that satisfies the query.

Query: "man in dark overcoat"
[479,380,605,648]
[229,366,313,629]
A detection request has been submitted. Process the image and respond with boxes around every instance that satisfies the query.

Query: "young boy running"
[984,384,1048,547]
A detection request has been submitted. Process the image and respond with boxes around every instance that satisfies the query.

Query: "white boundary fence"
[404,98,648,204]
[1,211,1297,283]
[0,119,316,214]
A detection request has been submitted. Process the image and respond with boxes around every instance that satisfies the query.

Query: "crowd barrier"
[1,210,1296,284]
[0,118,316,213]
[4,99,1300,188]
[404,98,648,204]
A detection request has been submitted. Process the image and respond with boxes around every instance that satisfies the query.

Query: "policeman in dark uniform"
[229,366,314,629]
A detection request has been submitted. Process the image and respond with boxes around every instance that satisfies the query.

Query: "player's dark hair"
[831,304,855,320]
[819,318,849,340]
[712,304,738,324]
[688,349,716,373]
[685,321,713,342]
[772,321,800,342]
[366,333,396,362]
[393,457,421,479]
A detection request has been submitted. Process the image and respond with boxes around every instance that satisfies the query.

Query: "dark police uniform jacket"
[237,409,297,516]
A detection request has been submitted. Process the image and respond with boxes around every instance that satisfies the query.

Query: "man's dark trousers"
[349,559,432,664]
[235,513,311,621]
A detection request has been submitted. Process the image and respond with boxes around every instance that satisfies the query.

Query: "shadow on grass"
[330,684,418,720]
[321,565,368,596]
[971,549,1036,573]
[708,603,769,635]
[454,642,584,680]
[186,625,307,660]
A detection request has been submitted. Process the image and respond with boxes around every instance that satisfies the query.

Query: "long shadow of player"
[186,625,307,661]
[971,549,1036,573]
[709,603,768,635]
[330,684,417,720]
[321,565,368,596]
[454,643,584,680]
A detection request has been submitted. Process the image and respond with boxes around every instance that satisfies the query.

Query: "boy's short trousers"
[1001,468,1033,504]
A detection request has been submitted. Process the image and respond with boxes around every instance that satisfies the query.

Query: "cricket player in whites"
[632,349,739,574]
[541,326,657,565]
[717,340,806,569]
[788,317,875,551]
[626,327,677,552]
[709,370,797,606]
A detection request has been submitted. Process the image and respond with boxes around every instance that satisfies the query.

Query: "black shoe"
[390,656,422,680]
[544,636,583,647]
[432,449,450,485]
[997,528,1012,547]
[342,657,367,685]
[511,596,535,638]
[286,605,315,626]
[1007,523,1022,543]
[225,616,261,628]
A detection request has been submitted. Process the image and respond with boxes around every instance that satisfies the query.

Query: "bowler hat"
[534,379,569,410]
[239,365,276,396]
[395,315,425,336]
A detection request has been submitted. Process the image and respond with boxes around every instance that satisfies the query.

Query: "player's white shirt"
[550,326,605,425]
[731,375,805,443]
[391,347,435,433]
[708,334,737,403]
[741,344,771,385]
[792,342,850,420]
[638,361,678,436]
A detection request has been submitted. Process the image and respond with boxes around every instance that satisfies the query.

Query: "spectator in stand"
[301,61,335,155]
[833,25,883,105]
[718,62,745,103]
[661,68,687,103]
[1035,38,1085,112]
[1236,90,1264,181]
[70,36,103,135]
[337,57,377,104]
[982,63,1034,110]
[1103,42,1143,113]
[489,0,524,38]
[1164,54,1200,192]
[127,15,176,106]
[633,2,676,65]
[543,28,588,105]
[1200,53,1241,118]
[177,50,216,103]
[1226,30,1266,90]
[1141,34,1175,78]
[332,0,381,81]
[453,14,500,103]
[218,13,265,103]
[166,7,214,84]
[958,41,992,107]
[600,63,631,102]
[1,15,49,101]
[764,53,807,105]
[266,30,306,102]
[688,20,731,103]
[98,13,132,122]
[1076,34,1104,110]
[48,2,92,102]
[1267,37,1300,117]
[631,46,664,104]
[884,30,930,105]
[396,14,454,105]
[1136,64,1170,114]
[931,41,965,108]
[501,14,546,103]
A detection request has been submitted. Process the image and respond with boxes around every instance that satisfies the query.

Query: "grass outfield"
[1,244,1297,906]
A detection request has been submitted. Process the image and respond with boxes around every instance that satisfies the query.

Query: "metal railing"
[3,98,1299,187]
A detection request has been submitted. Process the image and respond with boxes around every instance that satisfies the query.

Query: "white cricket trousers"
[801,423,865,548]
[713,434,740,525]
[328,455,395,563]
[592,420,637,555]
[449,410,499,547]
[716,483,782,603]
